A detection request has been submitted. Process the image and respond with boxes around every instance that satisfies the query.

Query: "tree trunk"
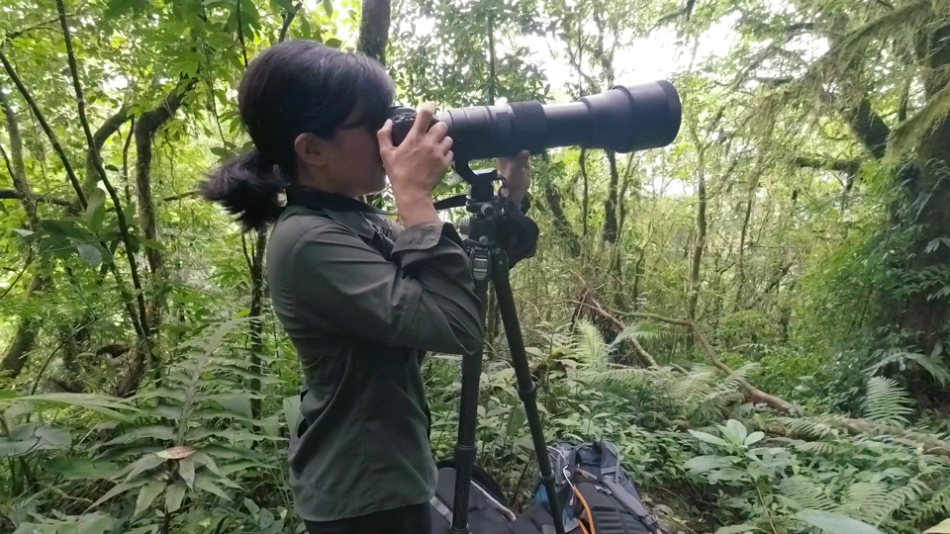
[542,181,581,257]
[602,151,619,244]
[357,0,391,65]
[249,229,266,419]
[734,194,753,312]
[580,148,589,237]
[687,164,706,322]
[0,86,47,379]
[115,88,189,397]
[899,23,950,352]
[81,104,131,195]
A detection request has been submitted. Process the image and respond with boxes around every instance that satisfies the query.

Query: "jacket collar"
[285,187,383,240]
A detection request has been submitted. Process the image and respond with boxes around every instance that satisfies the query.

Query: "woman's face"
[322,123,388,196]
[295,107,388,198]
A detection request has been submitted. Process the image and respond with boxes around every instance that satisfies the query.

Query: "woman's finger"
[438,135,453,154]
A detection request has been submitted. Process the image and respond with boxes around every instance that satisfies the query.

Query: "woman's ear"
[293,133,328,168]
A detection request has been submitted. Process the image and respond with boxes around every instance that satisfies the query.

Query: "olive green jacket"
[267,188,537,522]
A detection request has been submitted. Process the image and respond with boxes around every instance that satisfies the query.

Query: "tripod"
[439,162,566,534]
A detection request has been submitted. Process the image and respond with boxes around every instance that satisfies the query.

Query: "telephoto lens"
[388,81,681,161]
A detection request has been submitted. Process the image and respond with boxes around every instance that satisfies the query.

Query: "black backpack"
[429,440,665,534]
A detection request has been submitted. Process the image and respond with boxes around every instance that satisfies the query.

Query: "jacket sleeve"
[290,220,484,356]
[499,193,540,267]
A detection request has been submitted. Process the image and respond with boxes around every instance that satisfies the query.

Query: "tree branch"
[792,156,862,175]
[278,2,302,44]
[0,189,71,207]
[82,103,131,194]
[0,47,86,209]
[624,311,799,414]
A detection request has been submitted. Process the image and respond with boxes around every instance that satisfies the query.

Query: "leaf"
[88,479,148,510]
[103,425,175,446]
[325,37,342,48]
[244,497,260,514]
[688,430,728,446]
[180,457,196,489]
[925,519,950,534]
[213,394,252,419]
[85,189,106,232]
[794,509,884,534]
[165,481,187,513]
[0,423,71,457]
[123,453,166,481]
[75,512,115,534]
[716,525,757,534]
[683,455,726,474]
[744,431,765,446]
[261,414,280,437]
[193,452,224,477]
[194,473,232,501]
[134,480,165,517]
[77,244,103,267]
[283,395,301,429]
[322,0,332,16]
[13,228,33,237]
[44,458,121,480]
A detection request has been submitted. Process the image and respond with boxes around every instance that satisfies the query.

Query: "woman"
[201,40,537,534]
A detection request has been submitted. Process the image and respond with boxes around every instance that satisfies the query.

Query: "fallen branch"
[582,293,661,368]
[766,417,950,457]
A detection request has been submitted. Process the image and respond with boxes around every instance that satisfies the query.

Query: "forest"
[1,0,949,531]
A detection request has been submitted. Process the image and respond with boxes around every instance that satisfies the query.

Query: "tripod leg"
[491,252,566,534]
[450,248,491,533]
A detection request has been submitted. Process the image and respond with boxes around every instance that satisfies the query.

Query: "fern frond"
[863,377,914,427]
[778,416,842,440]
[910,484,950,526]
[778,476,837,512]
[868,477,929,527]
[789,439,848,456]
[573,319,608,369]
[841,481,889,522]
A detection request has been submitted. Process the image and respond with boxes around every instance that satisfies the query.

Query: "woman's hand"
[377,103,453,227]
[494,150,531,207]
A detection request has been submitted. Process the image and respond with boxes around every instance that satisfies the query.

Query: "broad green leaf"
[134,480,165,517]
[88,479,148,510]
[44,458,121,480]
[688,430,728,446]
[193,452,223,477]
[76,243,102,267]
[0,423,71,457]
[180,457,196,489]
[194,472,232,501]
[261,414,280,437]
[283,395,301,429]
[924,519,950,534]
[124,453,166,481]
[325,37,342,48]
[103,425,175,446]
[683,455,726,474]
[794,509,884,534]
[744,431,765,446]
[244,497,260,514]
[165,481,187,513]
[85,189,106,232]
[75,512,115,534]
[322,0,332,16]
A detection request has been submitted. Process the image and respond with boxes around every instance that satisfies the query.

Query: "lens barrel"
[389,81,681,160]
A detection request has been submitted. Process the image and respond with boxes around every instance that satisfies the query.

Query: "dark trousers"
[305,502,431,534]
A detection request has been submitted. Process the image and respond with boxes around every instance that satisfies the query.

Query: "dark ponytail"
[200,150,287,231]
[200,39,394,230]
